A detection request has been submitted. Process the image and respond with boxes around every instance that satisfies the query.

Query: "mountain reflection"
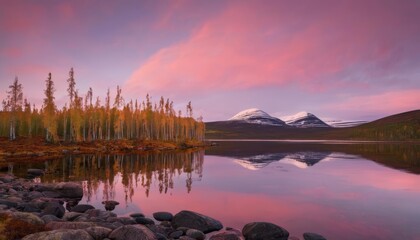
[7,150,204,201]
[233,151,330,170]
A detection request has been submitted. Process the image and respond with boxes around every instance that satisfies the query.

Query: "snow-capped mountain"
[229,108,285,126]
[281,112,330,128]
[325,120,368,128]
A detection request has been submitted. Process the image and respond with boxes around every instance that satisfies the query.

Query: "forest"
[0,68,205,143]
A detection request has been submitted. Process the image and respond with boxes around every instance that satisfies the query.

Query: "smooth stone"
[135,217,155,225]
[303,232,327,240]
[146,224,174,237]
[102,200,120,211]
[0,199,18,208]
[71,204,95,213]
[8,188,18,195]
[53,182,83,198]
[160,221,172,227]
[27,191,45,199]
[7,211,45,225]
[17,202,41,212]
[242,222,289,240]
[153,211,173,222]
[179,237,196,240]
[176,227,190,234]
[22,229,94,240]
[27,169,44,176]
[63,212,84,221]
[186,229,205,240]
[0,175,14,183]
[42,201,65,218]
[170,230,184,239]
[86,209,117,219]
[130,213,145,218]
[96,221,125,230]
[84,226,112,240]
[42,191,62,198]
[41,214,63,224]
[107,217,136,225]
[172,210,223,234]
[156,233,168,240]
[109,224,158,240]
[46,221,97,230]
[209,232,242,240]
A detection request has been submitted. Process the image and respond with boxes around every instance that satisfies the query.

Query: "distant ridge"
[281,111,330,128]
[229,108,286,126]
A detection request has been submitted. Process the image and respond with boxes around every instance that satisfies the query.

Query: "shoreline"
[0,137,208,163]
[0,173,326,240]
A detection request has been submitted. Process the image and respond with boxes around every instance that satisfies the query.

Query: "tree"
[7,76,23,140]
[42,73,58,142]
[67,67,76,141]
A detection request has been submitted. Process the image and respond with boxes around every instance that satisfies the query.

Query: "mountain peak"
[229,108,285,126]
[281,111,330,128]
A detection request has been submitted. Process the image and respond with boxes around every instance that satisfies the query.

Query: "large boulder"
[7,211,44,225]
[102,200,120,211]
[22,229,94,240]
[27,169,44,176]
[42,201,65,218]
[53,182,83,198]
[153,211,173,222]
[303,232,327,240]
[109,224,158,240]
[186,229,205,240]
[209,232,242,240]
[46,221,97,230]
[242,222,289,240]
[84,226,112,240]
[172,211,223,234]
[71,204,95,213]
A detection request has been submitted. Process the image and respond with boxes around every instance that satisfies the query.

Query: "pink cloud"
[326,89,420,117]
[125,1,420,96]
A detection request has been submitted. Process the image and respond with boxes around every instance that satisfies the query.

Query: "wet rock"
[8,188,18,195]
[96,221,125,230]
[135,217,155,225]
[27,169,44,176]
[176,227,190,234]
[130,212,145,218]
[153,211,173,222]
[41,214,64,224]
[71,204,95,213]
[85,209,117,219]
[156,233,168,240]
[63,212,84,221]
[146,224,174,237]
[54,182,83,198]
[22,229,94,240]
[160,221,172,227]
[172,210,223,233]
[7,211,45,225]
[0,174,14,183]
[17,202,41,212]
[303,232,327,240]
[109,224,158,240]
[102,200,120,211]
[209,232,242,240]
[85,226,112,240]
[186,229,205,240]
[46,221,97,230]
[107,217,136,225]
[42,190,62,198]
[179,237,196,240]
[0,198,18,208]
[42,201,65,218]
[242,222,289,240]
[170,230,184,239]
[27,191,45,199]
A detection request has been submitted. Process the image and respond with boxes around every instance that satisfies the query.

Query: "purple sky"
[1,0,419,121]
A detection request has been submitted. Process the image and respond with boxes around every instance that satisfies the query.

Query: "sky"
[1,0,419,122]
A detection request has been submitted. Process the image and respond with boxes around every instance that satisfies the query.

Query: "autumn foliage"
[0,68,205,143]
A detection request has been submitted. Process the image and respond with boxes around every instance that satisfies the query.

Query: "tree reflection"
[23,150,204,201]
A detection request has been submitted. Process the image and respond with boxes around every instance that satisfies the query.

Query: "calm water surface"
[5,141,420,240]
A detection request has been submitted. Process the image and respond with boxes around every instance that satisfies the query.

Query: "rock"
[160,221,172,227]
[22,229,94,240]
[85,209,117,219]
[146,224,174,237]
[0,174,14,183]
[107,217,136,225]
[42,190,62,198]
[186,229,205,240]
[27,169,44,176]
[7,211,45,225]
[242,222,289,240]
[209,232,242,240]
[46,221,98,230]
[71,204,95,213]
[27,191,45,199]
[8,188,18,195]
[0,198,18,208]
[135,217,155,225]
[63,212,84,221]
[172,210,223,233]
[102,200,120,211]
[179,237,196,240]
[156,233,168,240]
[176,227,190,234]
[303,232,327,240]
[54,182,83,198]
[170,230,184,239]
[41,214,64,224]
[85,226,112,240]
[17,202,41,212]
[130,213,145,218]
[96,221,125,230]
[109,224,158,240]
[42,201,65,218]
[153,211,173,222]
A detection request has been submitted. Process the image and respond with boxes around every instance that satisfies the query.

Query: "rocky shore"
[0,173,327,240]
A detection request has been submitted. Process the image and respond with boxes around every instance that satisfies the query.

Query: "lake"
[4,141,420,240]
